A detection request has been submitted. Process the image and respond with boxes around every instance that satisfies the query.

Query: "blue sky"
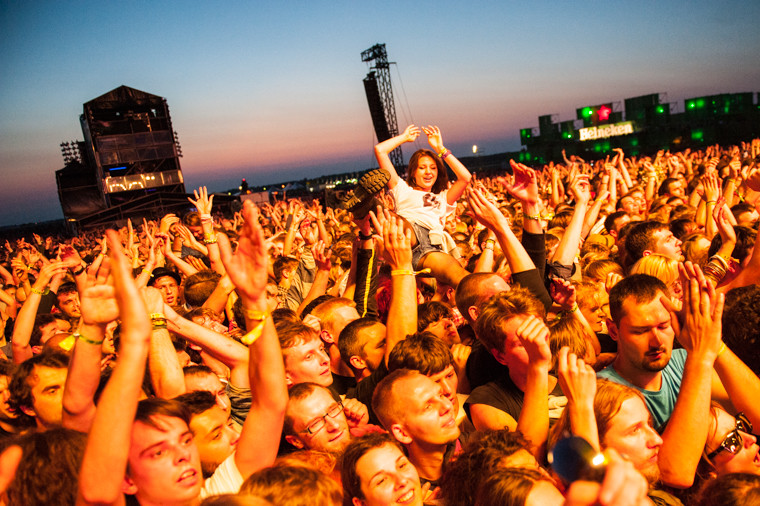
[1,0,759,226]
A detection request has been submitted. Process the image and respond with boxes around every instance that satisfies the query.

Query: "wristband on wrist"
[31,287,50,296]
[150,313,168,330]
[390,267,432,277]
[72,265,85,276]
[717,342,727,358]
[141,268,153,277]
[240,308,269,345]
[74,331,104,346]
[358,231,373,241]
[203,236,218,244]
[524,213,541,220]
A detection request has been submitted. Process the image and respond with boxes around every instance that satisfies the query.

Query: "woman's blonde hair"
[629,254,679,286]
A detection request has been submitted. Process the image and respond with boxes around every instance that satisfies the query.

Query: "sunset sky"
[1,0,759,226]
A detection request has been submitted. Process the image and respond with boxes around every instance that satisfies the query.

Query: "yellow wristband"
[31,287,49,296]
[74,332,104,346]
[717,343,727,358]
[240,314,269,346]
[390,268,432,277]
[149,313,166,321]
[241,307,268,321]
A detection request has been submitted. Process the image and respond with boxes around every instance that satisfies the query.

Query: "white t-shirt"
[390,179,455,233]
[200,453,244,498]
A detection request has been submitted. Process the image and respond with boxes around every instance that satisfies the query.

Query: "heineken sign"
[578,121,634,141]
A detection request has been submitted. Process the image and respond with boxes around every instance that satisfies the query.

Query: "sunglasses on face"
[707,412,753,460]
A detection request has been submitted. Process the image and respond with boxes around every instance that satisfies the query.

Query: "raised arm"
[614,148,633,188]
[189,186,225,274]
[658,268,723,488]
[370,209,417,365]
[505,161,543,235]
[551,174,590,267]
[142,287,185,399]
[374,125,420,189]
[514,315,552,460]
[77,231,152,506]
[164,303,250,388]
[295,241,331,316]
[422,126,472,204]
[467,187,536,275]
[64,259,122,432]
[158,232,198,278]
[556,347,600,451]
[218,200,288,479]
[11,261,67,364]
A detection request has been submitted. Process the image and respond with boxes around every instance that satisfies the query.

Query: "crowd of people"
[0,127,760,505]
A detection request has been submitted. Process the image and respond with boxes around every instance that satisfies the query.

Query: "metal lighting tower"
[361,43,404,171]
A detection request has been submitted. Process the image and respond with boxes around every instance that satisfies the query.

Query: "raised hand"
[401,124,421,143]
[557,347,597,409]
[422,125,444,154]
[186,255,207,272]
[604,272,623,294]
[159,213,180,234]
[342,398,369,428]
[188,186,214,215]
[59,244,83,270]
[701,172,720,202]
[713,200,736,245]
[311,241,332,272]
[31,261,67,293]
[676,263,724,360]
[466,187,509,233]
[504,160,539,204]
[107,228,151,343]
[381,214,413,270]
[218,201,268,306]
[745,166,760,192]
[568,173,591,204]
[79,255,119,326]
[550,278,577,311]
[515,315,552,366]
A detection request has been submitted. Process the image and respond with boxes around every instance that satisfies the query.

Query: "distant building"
[56,85,187,228]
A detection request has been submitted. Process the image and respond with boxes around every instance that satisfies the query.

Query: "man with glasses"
[282,382,373,454]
